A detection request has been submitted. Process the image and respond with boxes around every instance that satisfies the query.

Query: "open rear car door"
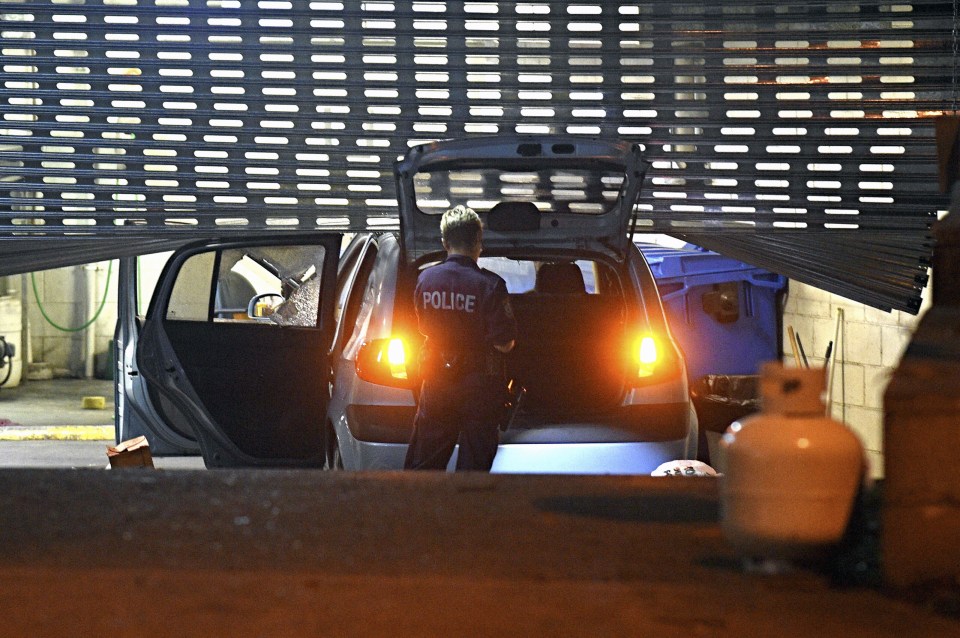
[135,234,342,468]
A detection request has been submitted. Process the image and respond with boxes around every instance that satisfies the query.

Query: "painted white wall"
[21,262,119,378]
[782,278,932,479]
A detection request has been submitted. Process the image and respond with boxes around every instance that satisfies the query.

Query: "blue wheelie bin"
[638,242,787,444]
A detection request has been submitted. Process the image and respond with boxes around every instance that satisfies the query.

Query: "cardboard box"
[107,436,154,469]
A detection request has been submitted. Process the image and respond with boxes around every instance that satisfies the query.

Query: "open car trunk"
[506,290,629,424]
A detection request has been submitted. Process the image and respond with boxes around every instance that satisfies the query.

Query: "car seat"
[215,271,257,318]
[534,262,586,295]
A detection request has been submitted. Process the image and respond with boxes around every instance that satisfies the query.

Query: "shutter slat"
[0,0,950,313]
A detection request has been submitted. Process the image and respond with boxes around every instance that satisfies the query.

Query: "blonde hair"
[440,204,482,250]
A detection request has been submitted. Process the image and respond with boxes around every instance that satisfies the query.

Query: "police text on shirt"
[422,290,477,313]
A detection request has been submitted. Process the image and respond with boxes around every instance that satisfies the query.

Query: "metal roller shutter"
[0,1,952,312]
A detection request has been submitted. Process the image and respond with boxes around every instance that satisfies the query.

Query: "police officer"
[404,205,518,471]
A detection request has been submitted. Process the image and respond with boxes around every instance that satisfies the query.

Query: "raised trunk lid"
[395,136,649,263]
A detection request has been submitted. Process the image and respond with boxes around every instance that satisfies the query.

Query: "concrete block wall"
[20,262,119,378]
[782,280,932,479]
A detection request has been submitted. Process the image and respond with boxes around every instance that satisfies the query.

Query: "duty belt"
[421,347,503,378]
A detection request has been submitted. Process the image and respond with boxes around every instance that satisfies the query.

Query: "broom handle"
[827,308,844,412]
[787,325,802,367]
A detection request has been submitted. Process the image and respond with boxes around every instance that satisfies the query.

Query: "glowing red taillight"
[628,331,681,384]
[356,337,414,388]
[635,334,659,377]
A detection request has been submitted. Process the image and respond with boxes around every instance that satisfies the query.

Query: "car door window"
[343,254,384,360]
[333,236,366,325]
[167,251,215,321]
[340,245,378,348]
[164,246,325,327]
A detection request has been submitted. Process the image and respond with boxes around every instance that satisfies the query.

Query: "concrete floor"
[1,380,957,635]
[0,440,205,469]
[0,378,206,467]
[2,470,957,637]
[0,377,115,427]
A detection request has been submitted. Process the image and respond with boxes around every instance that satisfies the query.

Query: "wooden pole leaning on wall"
[882,115,960,590]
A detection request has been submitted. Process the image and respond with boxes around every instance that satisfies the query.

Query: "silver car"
[120,136,697,472]
[328,137,696,473]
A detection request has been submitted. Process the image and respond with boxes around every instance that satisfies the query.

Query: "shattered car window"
[267,274,321,327]
[167,245,326,326]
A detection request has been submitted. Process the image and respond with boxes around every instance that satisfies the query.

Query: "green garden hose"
[30,261,113,333]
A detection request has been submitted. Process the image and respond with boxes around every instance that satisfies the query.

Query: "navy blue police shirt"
[415,254,517,356]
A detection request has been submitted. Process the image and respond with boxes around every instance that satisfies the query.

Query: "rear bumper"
[345,401,690,445]
[491,440,690,474]
[341,437,692,475]
[337,400,695,473]
[505,402,689,443]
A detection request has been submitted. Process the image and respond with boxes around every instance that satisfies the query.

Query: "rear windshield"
[415,256,632,299]
[478,257,598,295]
[413,168,624,216]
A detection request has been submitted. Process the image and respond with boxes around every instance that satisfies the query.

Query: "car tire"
[324,422,344,470]
[686,403,701,463]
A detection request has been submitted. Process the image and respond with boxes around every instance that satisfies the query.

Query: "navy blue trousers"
[404,372,502,472]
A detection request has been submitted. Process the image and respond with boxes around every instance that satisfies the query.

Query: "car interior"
[506,259,629,420]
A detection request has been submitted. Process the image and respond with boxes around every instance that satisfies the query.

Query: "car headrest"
[535,262,586,295]
[217,271,257,308]
[487,201,540,231]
